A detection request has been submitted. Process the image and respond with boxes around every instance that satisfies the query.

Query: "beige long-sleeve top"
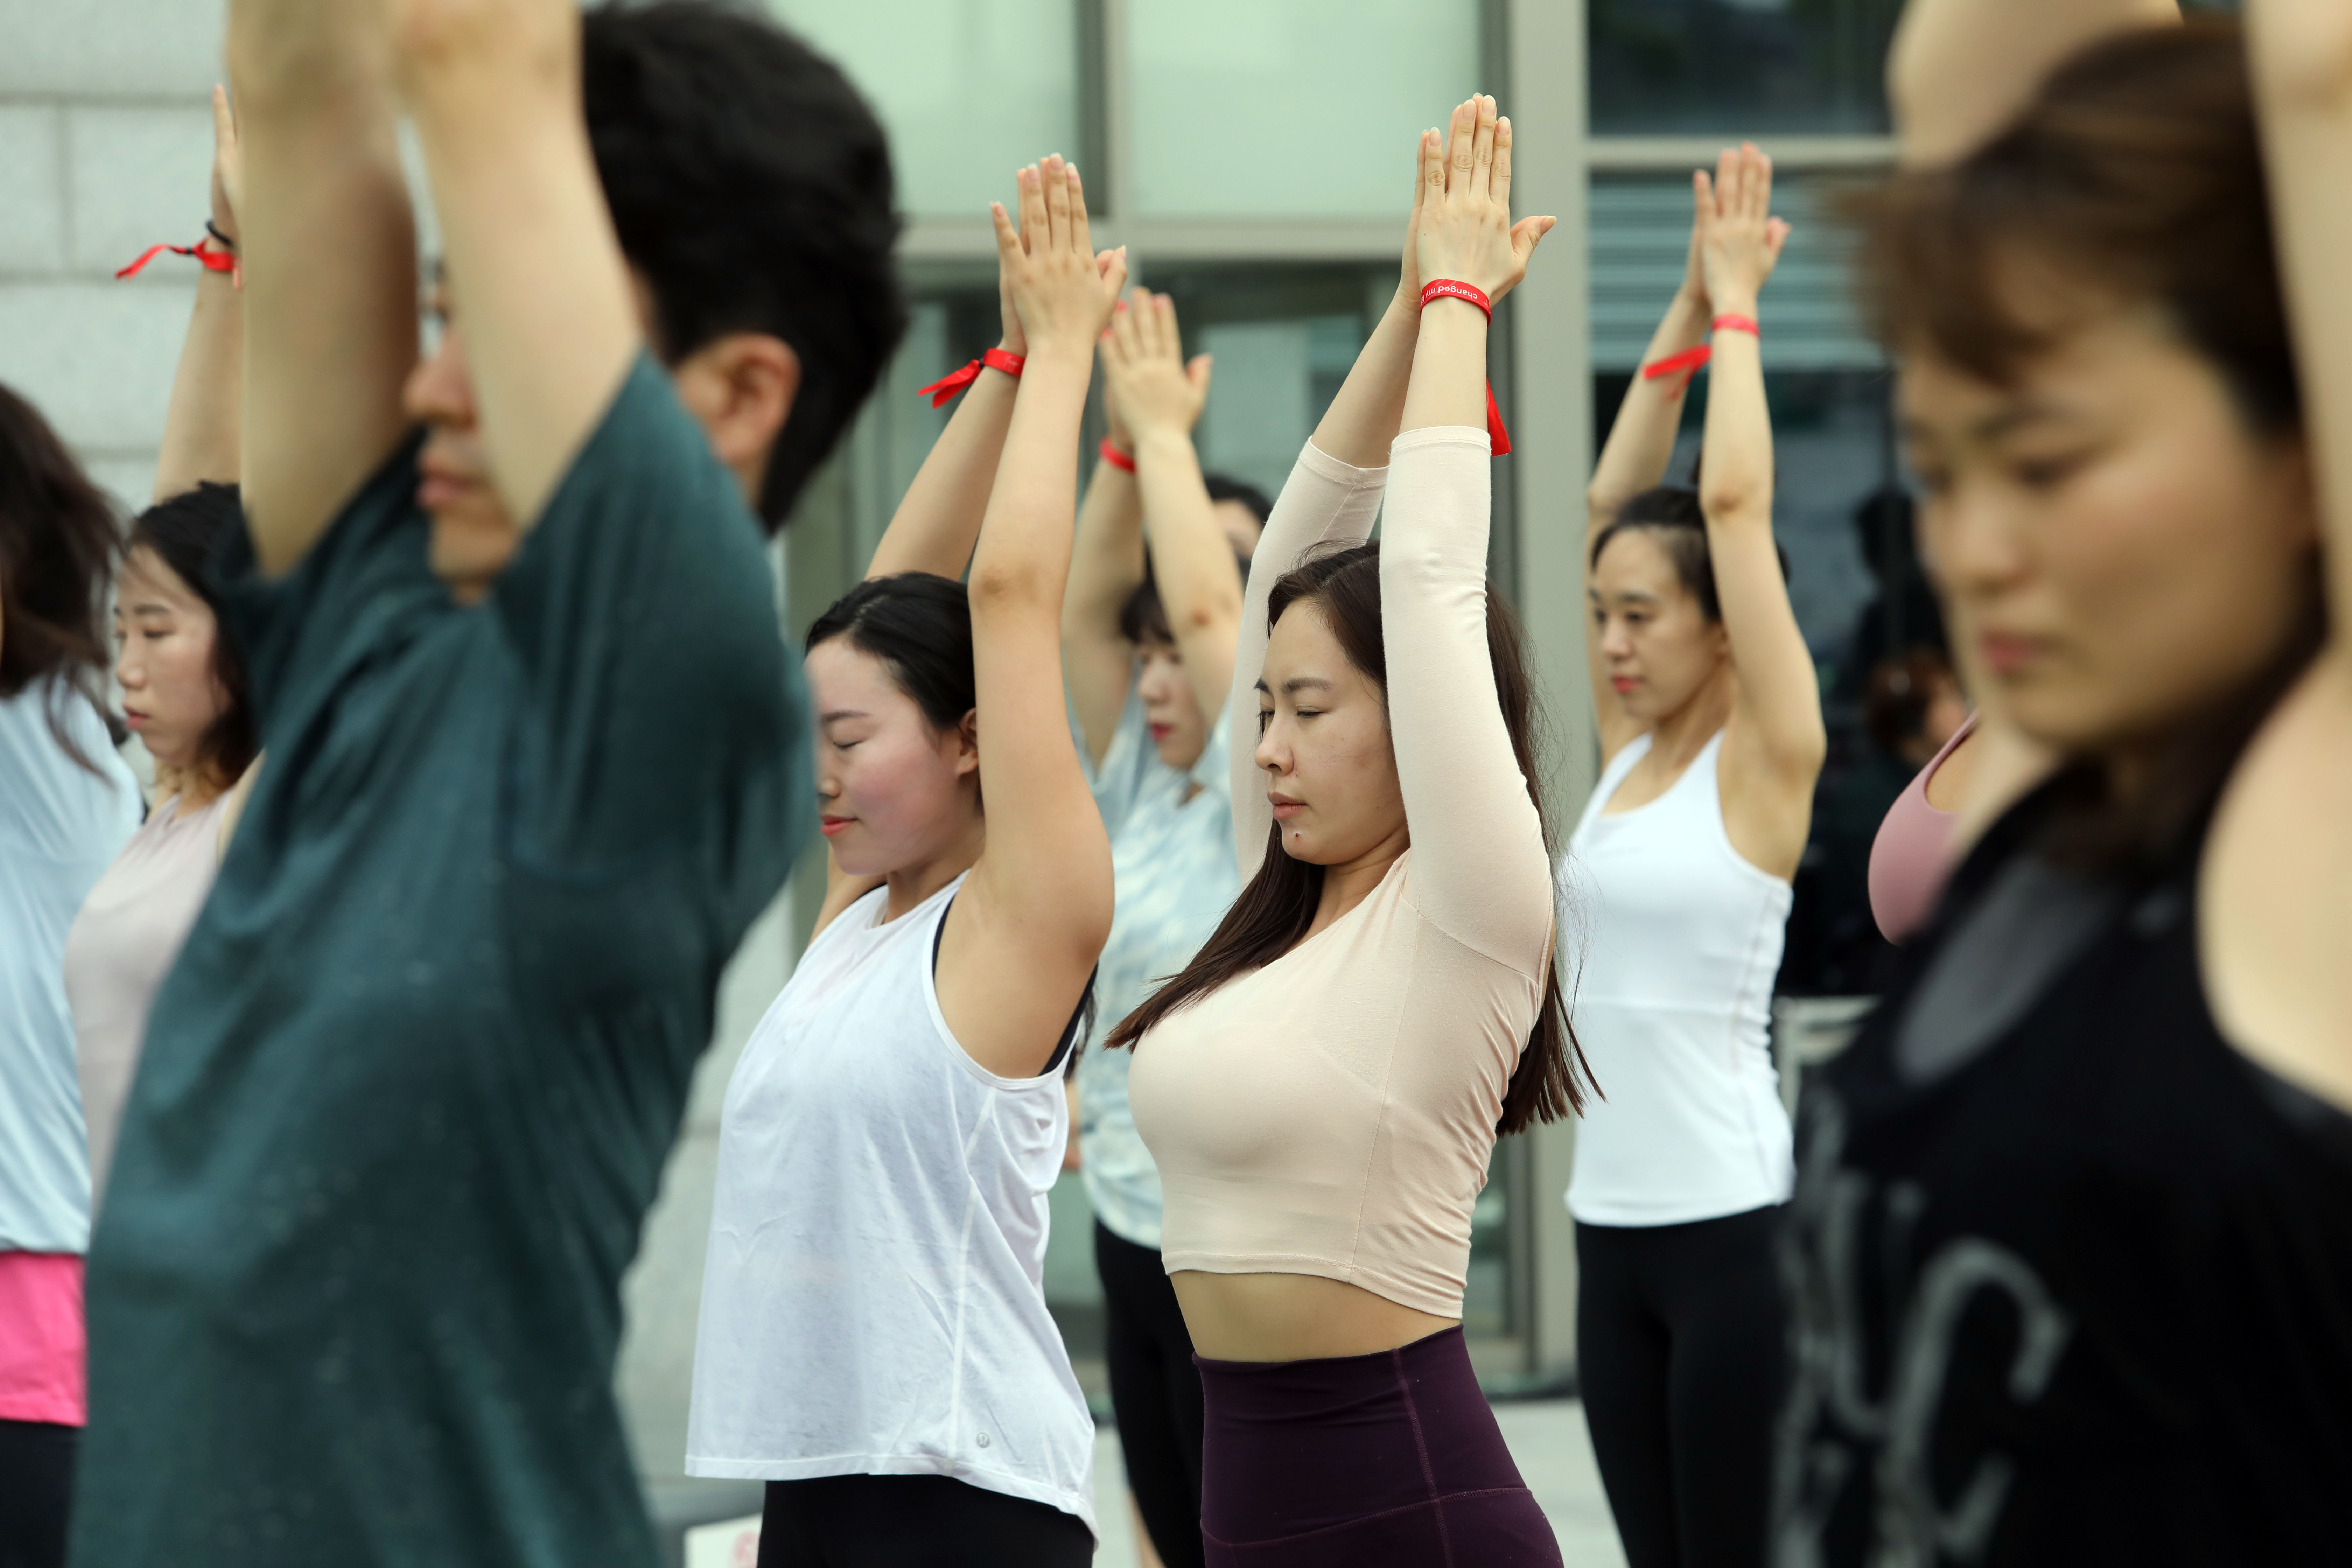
[1127,430,1555,1317]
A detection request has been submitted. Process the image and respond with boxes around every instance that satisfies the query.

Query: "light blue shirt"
[0,679,141,1253]
[1077,687,1239,1249]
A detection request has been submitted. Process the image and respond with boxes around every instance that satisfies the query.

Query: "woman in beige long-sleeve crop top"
[1107,97,1584,1567]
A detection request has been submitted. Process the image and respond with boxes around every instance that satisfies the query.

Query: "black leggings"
[1576,1205,1785,1568]
[1096,1221,1207,1568]
[756,1474,1091,1568]
[0,1421,76,1568]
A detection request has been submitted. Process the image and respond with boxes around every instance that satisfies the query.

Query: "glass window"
[1589,0,1903,136]
[1590,174,1881,373]
[768,1,1080,217]
[1131,0,1482,216]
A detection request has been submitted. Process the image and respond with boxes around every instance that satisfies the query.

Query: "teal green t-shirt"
[74,359,811,1567]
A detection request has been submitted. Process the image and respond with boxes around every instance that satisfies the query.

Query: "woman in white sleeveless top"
[1561,148,1825,1568]
[686,158,1121,1567]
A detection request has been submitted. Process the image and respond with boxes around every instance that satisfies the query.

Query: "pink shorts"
[0,1251,85,1426]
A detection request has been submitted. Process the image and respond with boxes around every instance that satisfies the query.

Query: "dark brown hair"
[0,382,120,772]
[1116,549,1253,648]
[128,483,258,789]
[1104,543,1590,1133]
[1590,483,1789,623]
[1851,19,2326,871]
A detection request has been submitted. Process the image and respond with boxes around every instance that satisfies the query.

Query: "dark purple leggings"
[1195,1326,1562,1567]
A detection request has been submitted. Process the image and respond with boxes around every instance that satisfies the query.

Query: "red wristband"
[914,346,1027,409]
[1416,281,1511,454]
[117,238,237,280]
[1712,313,1761,337]
[1420,278,1493,318]
[1642,344,1713,383]
[1099,438,1136,474]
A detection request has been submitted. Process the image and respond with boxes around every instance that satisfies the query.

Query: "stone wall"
[0,0,230,508]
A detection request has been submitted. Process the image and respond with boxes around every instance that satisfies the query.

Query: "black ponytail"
[806,572,975,732]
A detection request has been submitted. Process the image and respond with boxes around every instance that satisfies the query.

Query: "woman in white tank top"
[1562,148,1825,1568]
[686,159,1122,1566]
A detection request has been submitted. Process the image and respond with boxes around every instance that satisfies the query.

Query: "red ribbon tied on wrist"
[116,239,236,280]
[1418,279,1512,456]
[1099,438,1137,474]
[915,346,1027,408]
[1643,344,1712,383]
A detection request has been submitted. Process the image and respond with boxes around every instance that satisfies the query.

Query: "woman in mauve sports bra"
[1112,98,1580,1567]
[1776,0,2352,1559]
[1561,145,1827,1568]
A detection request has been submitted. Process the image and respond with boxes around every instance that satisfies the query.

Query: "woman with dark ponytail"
[1560,145,1824,1568]
[1112,98,1573,1565]
[688,155,1122,1566]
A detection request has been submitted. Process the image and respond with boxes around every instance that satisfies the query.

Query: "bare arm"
[1583,214,1712,761]
[155,87,245,503]
[2252,0,2352,648]
[231,0,417,574]
[864,253,1036,582]
[1060,378,1144,768]
[1696,146,1823,822]
[936,155,1123,1080]
[395,0,640,537]
[1103,290,1239,728]
[1890,0,2179,167]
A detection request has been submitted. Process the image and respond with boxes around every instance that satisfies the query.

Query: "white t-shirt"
[1077,688,1237,1249]
[686,875,1097,1532]
[0,679,142,1253]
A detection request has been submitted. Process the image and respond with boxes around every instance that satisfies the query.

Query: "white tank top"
[684,875,1097,1532]
[1560,730,1793,1226]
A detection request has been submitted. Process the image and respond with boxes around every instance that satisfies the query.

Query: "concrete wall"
[0,0,229,509]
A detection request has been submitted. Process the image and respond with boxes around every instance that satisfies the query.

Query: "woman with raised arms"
[685,154,1121,1567]
[1112,97,1575,1566]
[1560,145,1824,1568]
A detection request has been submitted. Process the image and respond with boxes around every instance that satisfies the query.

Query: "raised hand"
[1695,144,1791,318]
[1100,289,1212,446]
[1394,126,1437,308]
[1412,95,1555,306]
[992,154,1126,365]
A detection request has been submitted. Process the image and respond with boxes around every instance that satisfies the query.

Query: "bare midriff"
[1171,1270,1461,1363]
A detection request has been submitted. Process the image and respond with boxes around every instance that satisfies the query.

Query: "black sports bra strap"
[931,893,1096,1078]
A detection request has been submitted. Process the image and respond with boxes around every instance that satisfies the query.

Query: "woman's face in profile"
[114,545,229,777]
[1253,599,1405,868]
[1903,303,2318,758]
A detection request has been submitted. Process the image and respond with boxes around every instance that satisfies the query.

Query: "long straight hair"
[0,382,119,772]
[1105,544,1589,1133]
